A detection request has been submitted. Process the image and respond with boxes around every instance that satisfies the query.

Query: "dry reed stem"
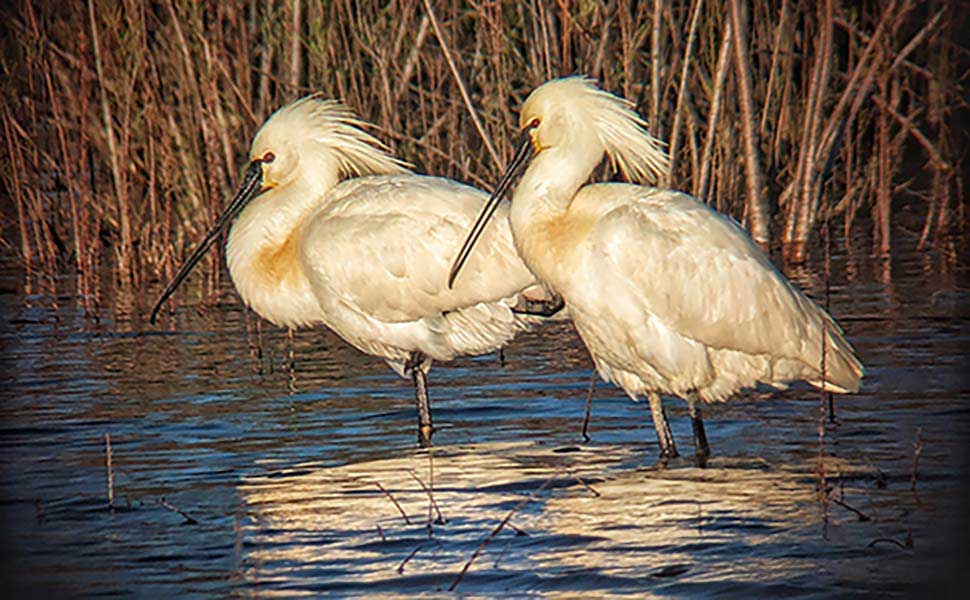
[649,0,663,137]
[759,0,790,139]
[87,0,130,286]
[694,18,731,201]
[728,0,769,248]
[791,0,835,262]
[0,0,962,307]
[665,0,704,187]
[422,0,502,170]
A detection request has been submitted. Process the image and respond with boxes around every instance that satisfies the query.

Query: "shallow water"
[0,235,968,597]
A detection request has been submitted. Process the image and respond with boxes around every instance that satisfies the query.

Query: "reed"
[0,0,964,314]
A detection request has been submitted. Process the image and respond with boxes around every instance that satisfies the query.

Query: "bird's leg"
[687,394,711,467]
[581,371,596,443]
[510,292,565,317]
[647,392,678,465]
[406,352,434,448]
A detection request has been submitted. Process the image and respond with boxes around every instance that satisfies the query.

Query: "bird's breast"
[253,233,304,290]
[513,212,595,293]
[227,225,322,329]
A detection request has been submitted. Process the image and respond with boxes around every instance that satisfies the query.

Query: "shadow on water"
[0,230,968,596]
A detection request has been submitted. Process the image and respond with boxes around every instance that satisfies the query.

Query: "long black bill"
[149,160,264,325]
[447,132,535,289]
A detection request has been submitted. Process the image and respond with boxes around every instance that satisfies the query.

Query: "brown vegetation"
[0,0,964,315]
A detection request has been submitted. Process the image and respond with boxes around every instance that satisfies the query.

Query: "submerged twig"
[831,497,871,522]
[570,471,601,497]
[407,468,445,525]
[505,521,529,537]
[375,482,412,525]
[396,541,426,574]
[159,497,198,525]
[867,536,912,550]
[286,327,297,393]
[911,427,922,492]
[492,522,530,569]
[823,218,838,425]
[243,308,261,376]
[428,446,436,526]
[449,468,564,591]
[104,432,114,510]
[34,500,45,525]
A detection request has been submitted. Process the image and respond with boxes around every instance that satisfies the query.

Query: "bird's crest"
[526,76,670,184]
[257,95,411,178]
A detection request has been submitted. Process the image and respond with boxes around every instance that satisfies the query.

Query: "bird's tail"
[806,313,864,394]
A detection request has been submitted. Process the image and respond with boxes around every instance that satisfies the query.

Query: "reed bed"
[0,0,964,315]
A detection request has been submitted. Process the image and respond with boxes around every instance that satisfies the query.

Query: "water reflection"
[0,230,967,596]
[236,443,939,596]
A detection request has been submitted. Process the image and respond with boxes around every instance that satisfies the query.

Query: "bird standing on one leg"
[151,96,561,448]
[450,77,863,465]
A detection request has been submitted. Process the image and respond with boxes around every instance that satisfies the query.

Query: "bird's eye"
[528,118,541,129]
[262,152,275,164]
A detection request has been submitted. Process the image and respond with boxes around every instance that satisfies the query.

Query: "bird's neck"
[508,146,598,288]
[226,170,335,329]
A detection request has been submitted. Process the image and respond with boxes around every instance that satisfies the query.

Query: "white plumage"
[451,77,863,463]
[152,96,560,447]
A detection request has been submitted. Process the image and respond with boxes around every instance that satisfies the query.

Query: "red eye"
[262,152,275,163]
[528,118,540,129]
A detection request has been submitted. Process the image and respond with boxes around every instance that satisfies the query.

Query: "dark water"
[1,235,968,597]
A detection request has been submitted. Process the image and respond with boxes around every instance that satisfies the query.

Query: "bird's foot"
[510,293,565,317]
[417,424,435,448]
[654,447,680,469]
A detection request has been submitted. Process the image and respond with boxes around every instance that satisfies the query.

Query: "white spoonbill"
[450,77,863,464]
[151,96,562,448]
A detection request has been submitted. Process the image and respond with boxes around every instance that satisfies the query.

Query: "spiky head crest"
[250,95,410,187]
[520,76,669,184]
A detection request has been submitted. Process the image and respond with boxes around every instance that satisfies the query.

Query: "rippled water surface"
[1,238,968,597]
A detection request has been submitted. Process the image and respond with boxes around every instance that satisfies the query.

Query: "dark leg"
[581,371,596,442]
[406,352,434,448]
[510,292,565,317]
[687,395,710,467]
[648,392,678,464]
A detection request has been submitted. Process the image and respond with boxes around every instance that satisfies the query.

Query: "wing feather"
[300,175,536,323]
[577,184,861,388]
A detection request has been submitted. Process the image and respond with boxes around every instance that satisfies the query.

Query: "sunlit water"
[1,233,967,597]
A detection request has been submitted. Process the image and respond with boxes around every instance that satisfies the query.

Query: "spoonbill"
[449,77,863,464]
[150,95,562,448]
